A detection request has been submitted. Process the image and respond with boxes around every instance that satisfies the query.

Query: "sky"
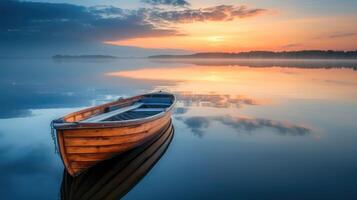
[1,0,357,56]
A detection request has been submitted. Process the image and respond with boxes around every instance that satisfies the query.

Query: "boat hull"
[56,111,172,176]
[61,120,174,200]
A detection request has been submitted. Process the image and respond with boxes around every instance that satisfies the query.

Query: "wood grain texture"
[57,114,171,176]
[61,122,174,200]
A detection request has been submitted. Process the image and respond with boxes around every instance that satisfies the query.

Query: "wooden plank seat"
[80,104,168,123]
[139,97,172,104]
[81,103,143,123]
[103,110,163,121]
[133,108,166,112]
[139,103,171,108]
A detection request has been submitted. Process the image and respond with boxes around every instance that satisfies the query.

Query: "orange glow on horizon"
[105,16,357,52]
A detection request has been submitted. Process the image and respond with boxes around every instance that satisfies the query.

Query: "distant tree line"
[53,55,117,59]
[149,50,357,59]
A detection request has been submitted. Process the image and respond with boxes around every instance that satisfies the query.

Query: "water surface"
[0,58,357,199]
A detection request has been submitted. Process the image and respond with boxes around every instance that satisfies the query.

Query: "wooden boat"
[61,121,174,200]
[52,91,175,177]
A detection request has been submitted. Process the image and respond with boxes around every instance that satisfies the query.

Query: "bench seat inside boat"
[81,103,144,122]
[81,97,172,123]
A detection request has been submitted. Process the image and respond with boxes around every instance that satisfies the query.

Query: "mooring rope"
[50,120,59,154]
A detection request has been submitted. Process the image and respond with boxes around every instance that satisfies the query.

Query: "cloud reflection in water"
[183,117,210,137]
[179,115,311,138]
[177,92,264,108]
[0,145,62,199]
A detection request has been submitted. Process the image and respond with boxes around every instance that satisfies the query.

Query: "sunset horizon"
[1,0,357,57]
[1,1,357,200]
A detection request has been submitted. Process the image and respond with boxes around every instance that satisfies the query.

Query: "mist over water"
[1,58,357,199]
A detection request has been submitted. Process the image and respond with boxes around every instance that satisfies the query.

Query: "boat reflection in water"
[60,121,174,200]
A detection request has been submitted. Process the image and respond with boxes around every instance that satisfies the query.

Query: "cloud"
[183,117,210,137]
[214,116,311,136]
[142,0,190,7]
[0,1,267,45]
[329,32,357,39]
[0,109,32,119]
[146,5,267,23]
[0,145,62,199]
[176,92,265,108]
[281,43,302,48]
[180,115,311,137]
[174,107,189,115]
[0,0,178,45]
[0,146,54,175]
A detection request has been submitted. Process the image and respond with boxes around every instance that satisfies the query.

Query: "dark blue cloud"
[0,0,178,45]
[146,5,267,23]
[0,1,268,45]
[142,0,190,7]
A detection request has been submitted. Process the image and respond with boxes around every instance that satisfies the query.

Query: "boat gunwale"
[53,92,176,130]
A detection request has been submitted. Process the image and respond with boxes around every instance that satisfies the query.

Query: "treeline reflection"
[152,59,357,70]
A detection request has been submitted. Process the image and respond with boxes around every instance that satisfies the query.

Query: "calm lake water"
[1,58,357,199]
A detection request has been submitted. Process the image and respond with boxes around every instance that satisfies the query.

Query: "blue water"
[0,58,357,199]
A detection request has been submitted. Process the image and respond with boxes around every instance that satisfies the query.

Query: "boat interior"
[81,93,174,123]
